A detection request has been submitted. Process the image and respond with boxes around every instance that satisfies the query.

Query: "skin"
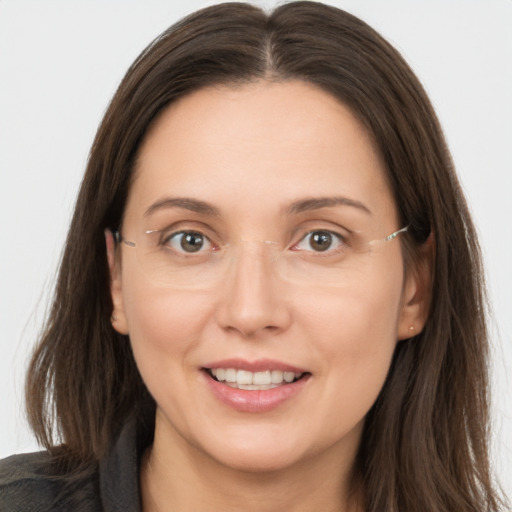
[107,80,429,512]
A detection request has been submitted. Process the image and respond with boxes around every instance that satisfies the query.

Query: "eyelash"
[160,229,348,256]
[162,231,215,254]
[290,230,347,254]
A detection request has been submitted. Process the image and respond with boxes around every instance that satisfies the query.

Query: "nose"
[215,241,292,339]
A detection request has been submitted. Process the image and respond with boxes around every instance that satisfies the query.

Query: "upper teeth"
[210,368,302,389]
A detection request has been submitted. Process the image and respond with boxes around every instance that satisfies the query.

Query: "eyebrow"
[144,195,372,217]
[144,197,220,217]
[286,196,372,216]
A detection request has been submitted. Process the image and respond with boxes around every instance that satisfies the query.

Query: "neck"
[141,412,363,512]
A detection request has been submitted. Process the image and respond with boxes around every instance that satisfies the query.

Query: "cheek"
[305,286,400,374]
[120,273,211,374]
[299,268,403,420]
[302,264,403,347]
[120,276,220,430]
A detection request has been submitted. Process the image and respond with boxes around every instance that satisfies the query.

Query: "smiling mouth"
[205,368,308,390]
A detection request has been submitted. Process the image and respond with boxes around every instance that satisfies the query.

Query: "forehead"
[126,80,397,224]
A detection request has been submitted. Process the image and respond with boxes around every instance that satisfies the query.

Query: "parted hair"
[26,2,504,510]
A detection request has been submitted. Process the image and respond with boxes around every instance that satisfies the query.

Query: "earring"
[408,326,415,335]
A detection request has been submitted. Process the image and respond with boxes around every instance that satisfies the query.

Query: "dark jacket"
[0,418,146,511]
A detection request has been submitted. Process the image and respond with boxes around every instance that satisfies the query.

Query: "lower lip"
[203,371,311,413]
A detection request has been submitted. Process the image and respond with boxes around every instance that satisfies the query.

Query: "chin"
[208,443,308,474]
[191,423,341,475]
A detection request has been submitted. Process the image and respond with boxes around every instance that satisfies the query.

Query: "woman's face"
[109,80,425,473]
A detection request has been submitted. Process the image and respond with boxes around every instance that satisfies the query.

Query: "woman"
[0,2,506,511]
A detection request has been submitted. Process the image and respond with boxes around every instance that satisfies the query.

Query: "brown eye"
[309,231,333,251]
[292,230,345,253]
[166,231,210,253]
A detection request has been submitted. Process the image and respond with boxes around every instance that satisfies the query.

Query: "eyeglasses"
[113,225,408,290]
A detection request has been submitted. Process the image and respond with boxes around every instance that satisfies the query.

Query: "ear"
[397,233,435,340]
[105,229,129,335]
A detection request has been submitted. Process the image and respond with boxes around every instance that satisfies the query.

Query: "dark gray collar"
[99,416,151,511]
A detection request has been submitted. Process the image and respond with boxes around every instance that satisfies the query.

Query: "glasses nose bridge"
[238,238,279,250]
[226,238,281,278]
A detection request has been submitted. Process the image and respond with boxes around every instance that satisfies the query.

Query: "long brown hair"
[26,2,505,510]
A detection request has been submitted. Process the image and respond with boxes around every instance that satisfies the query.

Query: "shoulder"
[0,451,57,506]
[0,451,100,511]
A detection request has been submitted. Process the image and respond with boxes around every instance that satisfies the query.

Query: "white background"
[1,0,511,502]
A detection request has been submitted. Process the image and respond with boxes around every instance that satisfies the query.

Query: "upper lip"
[202,358,308,374]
